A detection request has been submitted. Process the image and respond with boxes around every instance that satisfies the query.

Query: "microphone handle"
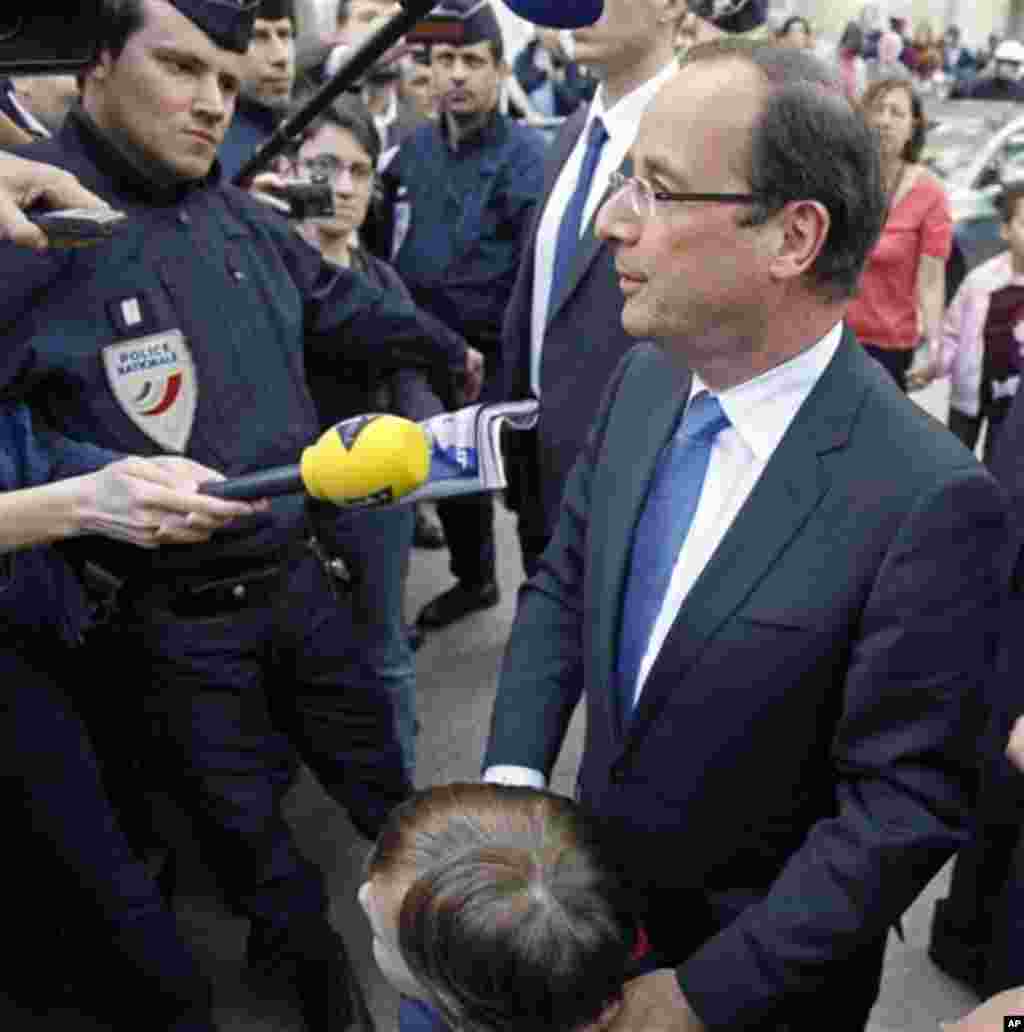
[198,465,302,501]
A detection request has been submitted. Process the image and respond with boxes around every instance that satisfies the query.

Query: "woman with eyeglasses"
[847,77,952,392]
[282,97,479,779]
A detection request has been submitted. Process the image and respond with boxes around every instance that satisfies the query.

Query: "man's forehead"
[432,40,495,58]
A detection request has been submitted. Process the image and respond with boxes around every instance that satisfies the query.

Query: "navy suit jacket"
[501,105,638,537]
[486,334,1012,1029]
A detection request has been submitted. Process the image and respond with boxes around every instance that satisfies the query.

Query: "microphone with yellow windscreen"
[199,414,431,506]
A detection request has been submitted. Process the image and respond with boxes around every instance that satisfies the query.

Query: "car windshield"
[924,119,996,185]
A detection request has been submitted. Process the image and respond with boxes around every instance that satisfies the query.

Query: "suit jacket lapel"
[622,331,865,747]
[545,147,633,328]
[591,350,692,740]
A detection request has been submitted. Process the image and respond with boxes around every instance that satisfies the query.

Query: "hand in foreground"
[1007,714,1024,774]
[0,152,110,251]
[940,986,1024,1032]
[607,971,706,1032]
[907,357,941,391]
[76,456,266,548]
[462,348,486,404]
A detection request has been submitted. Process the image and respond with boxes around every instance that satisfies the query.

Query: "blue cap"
[421,0,503,46]
[497,0,602,28]
[168,0,259,53]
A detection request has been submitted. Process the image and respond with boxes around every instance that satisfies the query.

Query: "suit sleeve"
[677,465,1013,1030]
[484,348,635,777]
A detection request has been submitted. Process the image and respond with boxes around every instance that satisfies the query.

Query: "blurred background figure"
[904,20,943,83]
[512,27,596,119]
[293,95,475,767]
[836,21,868,102]
[963,38,1024,100]
[924,182,1024,464]
[776,15,813,50]
[847,78,952,391]
[871,27,912,82]
[942,26,977,93]
[398,50,439,123]
[975,31,1004,75]
[857,3,884,60]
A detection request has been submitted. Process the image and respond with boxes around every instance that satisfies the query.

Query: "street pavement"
[19,373,992,1030]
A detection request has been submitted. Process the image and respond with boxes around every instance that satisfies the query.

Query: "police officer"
[0,361,256,1030]
[219,0,297,181]
[382,0,545,630]
[0,1,466,1028]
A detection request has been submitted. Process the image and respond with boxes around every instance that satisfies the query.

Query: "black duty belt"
[117,556,287,620]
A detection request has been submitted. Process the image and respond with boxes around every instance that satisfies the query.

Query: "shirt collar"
[68,104,222,204]
[692,321,844,463]
[588,59,679,148]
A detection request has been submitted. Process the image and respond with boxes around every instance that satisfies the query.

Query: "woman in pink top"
[847,78,953,391]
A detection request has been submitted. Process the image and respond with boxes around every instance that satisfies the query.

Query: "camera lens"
[0,17,24,43]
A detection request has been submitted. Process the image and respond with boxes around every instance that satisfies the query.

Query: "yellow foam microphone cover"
[299,413,431,506]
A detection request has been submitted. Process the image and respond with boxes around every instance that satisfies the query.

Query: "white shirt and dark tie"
[528,60,679,397]
[486,322,844,789]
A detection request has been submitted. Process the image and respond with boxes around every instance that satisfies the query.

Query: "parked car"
[922,99,1024,298]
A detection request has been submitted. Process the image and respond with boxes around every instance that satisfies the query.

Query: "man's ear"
[768,199,831,283]
[90,50,115,83]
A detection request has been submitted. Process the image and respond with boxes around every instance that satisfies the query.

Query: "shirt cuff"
[482,765,547,790]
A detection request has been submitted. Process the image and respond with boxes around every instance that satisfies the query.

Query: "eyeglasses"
[605,170,767,219]
[296,155,375,187]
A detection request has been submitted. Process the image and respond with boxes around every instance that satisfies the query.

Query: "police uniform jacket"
[0,105,453,582]
[384,111,545,354]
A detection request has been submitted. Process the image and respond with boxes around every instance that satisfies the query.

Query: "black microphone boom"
[233,0,440,185]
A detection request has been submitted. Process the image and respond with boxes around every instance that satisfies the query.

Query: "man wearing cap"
[219,0,297,179]
[380,0,545,630]
[964,38,1024,100]
[500,0,765,581]
[0,0,470,1028]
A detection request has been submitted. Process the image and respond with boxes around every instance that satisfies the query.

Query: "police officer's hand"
[76,457,265,549]
[462,347,485,404]
[1007,714,1024,774]
[0,152,110,251]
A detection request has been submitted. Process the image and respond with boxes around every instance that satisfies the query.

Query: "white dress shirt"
[528,60,678,396]
[487,322,844,790]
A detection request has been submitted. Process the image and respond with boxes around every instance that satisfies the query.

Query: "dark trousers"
[0,640,213,1031]
[83,551,412,941]
[436,491,496,585]
[862,344,914,392]
[948,405,1011,467]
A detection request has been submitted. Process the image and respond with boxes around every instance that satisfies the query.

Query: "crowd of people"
[3,0,1024,1031]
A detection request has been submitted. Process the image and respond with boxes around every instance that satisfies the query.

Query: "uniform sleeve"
[269,216,458,389]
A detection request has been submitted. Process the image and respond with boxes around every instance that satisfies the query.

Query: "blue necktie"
[616,392,731,723]
[549,118,608,315]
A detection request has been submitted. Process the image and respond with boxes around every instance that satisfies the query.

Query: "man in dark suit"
[501,0,765,576]
[485,40,1012,1032]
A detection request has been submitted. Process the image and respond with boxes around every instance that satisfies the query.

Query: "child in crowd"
[358,782,641,1032]
[929,182,1024,464]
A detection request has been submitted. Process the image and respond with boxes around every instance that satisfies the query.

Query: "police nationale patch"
[102,330,197,453]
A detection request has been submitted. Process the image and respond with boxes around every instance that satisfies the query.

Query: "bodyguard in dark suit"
[500,0,686,574]
[928,316,1024,998]
[485,41,1011,1032]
